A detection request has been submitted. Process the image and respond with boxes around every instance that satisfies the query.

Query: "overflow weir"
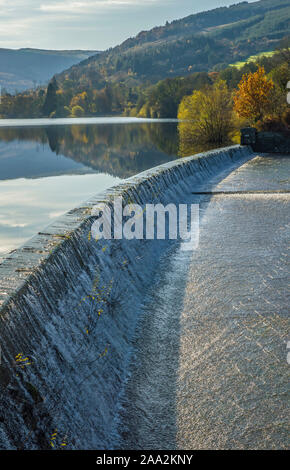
[0,145,289,450]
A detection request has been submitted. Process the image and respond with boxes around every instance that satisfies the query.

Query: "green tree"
[43,77,59,117]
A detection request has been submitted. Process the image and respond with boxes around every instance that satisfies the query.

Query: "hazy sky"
[0,0,255,50]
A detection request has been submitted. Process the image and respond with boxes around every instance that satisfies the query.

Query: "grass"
[230,51,275,69]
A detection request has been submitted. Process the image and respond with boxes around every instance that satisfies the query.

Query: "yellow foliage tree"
[70,91,88,109]
[70,105,85,117]
[233,66,274,123]
[178,80,234,153]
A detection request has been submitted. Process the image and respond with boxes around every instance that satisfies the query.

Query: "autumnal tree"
[178,80,234,150]
[70,91,89,110]
[233,66,274,123]
[70,105,85,117]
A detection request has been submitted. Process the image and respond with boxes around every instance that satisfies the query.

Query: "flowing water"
[0,148,288,450]
[0,146,251,449]
[115,153,290,450]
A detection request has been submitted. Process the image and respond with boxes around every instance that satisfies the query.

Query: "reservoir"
[0,117,178,257]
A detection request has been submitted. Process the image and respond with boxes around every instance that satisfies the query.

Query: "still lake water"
[0,117,180,257]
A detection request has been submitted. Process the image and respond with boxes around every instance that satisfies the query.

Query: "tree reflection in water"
[0,122,181,179]
[0,121,225,180]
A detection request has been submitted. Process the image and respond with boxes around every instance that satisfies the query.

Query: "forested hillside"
[0,1,289,120]
[56,0,289,89]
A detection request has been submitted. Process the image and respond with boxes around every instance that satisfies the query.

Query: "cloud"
[0,20,31,38]
[0,0,242,50]
[39,0,161,14]
[0,0,177,49]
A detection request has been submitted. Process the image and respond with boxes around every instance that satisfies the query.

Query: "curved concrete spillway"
[0,146,288,449]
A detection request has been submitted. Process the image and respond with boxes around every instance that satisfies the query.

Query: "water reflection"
[177,122,232,157]
[0,122,179,180]
[0,118,219,256]
[0,120,181,256]
[0,174,122,257]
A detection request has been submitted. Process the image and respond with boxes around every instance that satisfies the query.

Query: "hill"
[0,0,289,119]
[55,0,290,89]
[0,48,99,92]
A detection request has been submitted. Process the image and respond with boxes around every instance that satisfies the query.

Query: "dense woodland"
[178,40,290,154]
[54,0,289,88]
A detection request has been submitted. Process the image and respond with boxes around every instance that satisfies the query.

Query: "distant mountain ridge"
[0,0,288,120]
[0,49,99,92]
[55,0,289,89]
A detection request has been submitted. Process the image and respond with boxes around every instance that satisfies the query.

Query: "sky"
[0,0,255,51]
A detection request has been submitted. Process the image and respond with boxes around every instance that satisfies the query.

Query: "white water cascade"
[0,145,253,449]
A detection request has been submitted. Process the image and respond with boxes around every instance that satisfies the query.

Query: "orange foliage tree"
[233,66,274,123]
